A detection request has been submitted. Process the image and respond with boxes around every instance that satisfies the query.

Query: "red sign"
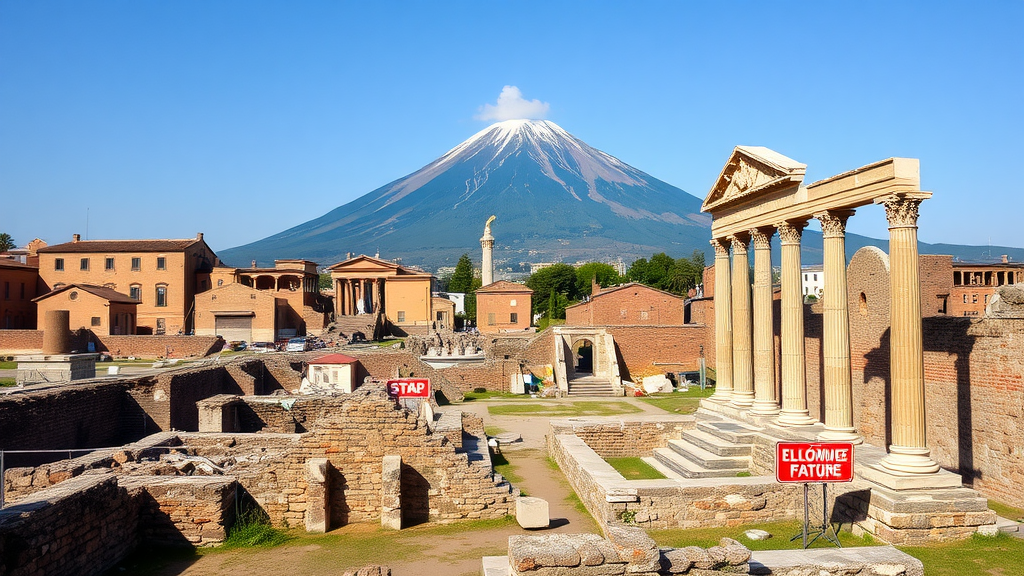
[386,378,431,399]
[776,442,854,483]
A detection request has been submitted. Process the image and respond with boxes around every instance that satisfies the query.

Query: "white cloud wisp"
[475,86,550,121]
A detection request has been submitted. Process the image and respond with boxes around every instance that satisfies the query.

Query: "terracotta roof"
[309,353,359,365]
[476,280,533,293]
[38,238,200,254]
[327,254,432,277]
[33,283,138,304]
[0,258,38,270]
[590,282,683,300]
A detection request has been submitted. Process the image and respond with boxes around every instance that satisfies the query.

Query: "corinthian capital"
[749,227,774,250]
[815,210,854,239]
[880,195,923,229]
[727,234,749,253]
[710,238,730,258]
[776,221,804,245]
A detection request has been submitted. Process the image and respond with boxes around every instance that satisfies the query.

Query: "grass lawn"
[0,377,16,387]
[97,358,159,367]
[649,520,879,551]
[605,457,666,480]
[461,390,531,402]
[638,386,715,415]
[0,360,17,370]
[491,452,525,489]
[487,401,642,418]
[988,499,1024,522]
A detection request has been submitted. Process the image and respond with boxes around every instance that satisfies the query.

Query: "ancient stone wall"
[549,418,691,458]
[121,476,236,547]
[604,325,706,382]
[0,330,222,358]
[0,381,130,452]
[0,329,44,353]
[0,474,140,576]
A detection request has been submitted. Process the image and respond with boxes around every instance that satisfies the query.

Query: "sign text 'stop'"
[776,442,855,483]
[386,378,431,399]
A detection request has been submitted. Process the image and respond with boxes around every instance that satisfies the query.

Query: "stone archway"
[571,338,594,374]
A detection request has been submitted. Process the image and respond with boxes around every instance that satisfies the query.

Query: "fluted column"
[335,279,342,317]
[729,234,754,408]
[879,193,939,474]
[347,280,356,315]
[750,227,779,415]
[816,210,862,443]
[776,221,816,426]
[709,238,734,404]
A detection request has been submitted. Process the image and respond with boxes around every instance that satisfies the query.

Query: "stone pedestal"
[729,234,754,408]
[515,497,549,529]
[15,353,98,385]
[305,458,330,533]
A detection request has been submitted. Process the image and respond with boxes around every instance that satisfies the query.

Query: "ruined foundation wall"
[549,418,692,458]
[0,381,130,451]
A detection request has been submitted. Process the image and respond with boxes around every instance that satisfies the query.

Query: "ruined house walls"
[548,419,691,458]
[0,381,133,452]
[0,330,221,359]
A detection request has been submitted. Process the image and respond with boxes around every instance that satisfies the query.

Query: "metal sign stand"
[789,482,842,549]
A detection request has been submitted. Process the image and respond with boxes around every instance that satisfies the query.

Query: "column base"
[879,445,940,475]
[708,389,733,404]
[750,401,780,416]
[817,427,863,444]
[729,392,754,409]
[776,410,817,427]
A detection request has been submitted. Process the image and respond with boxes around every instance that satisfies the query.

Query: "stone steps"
[567,377,614,396]
[681,428,753,457]
[696,419,761,445]
[667,439,751,470]
[652,447,749,479]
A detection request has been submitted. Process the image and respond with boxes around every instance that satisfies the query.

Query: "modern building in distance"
[949,257,1023,316]
[801,264,824,299]
[33,284,138,335]
[0,258,42,329]
[329,255,435,335]
[36,234,217,335]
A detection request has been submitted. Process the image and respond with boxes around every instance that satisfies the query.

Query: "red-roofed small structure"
[307,353,362,393]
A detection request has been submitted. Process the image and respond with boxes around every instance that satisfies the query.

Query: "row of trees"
[437,251,706,323]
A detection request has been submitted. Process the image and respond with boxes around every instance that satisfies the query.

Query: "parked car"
[250,342,277,353]
[285,337,308,352]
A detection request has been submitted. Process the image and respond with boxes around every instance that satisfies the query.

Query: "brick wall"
[604,325,706,382]
[549,418,691,458]
[0,329,44,353]
[94,334,223,359]
[0,381,131,453]
[566,283,684,327]
[121,476,235,547]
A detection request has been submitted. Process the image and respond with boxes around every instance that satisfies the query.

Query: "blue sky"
[1,1,1021,253]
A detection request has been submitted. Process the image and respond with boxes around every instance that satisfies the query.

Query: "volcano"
[218,120,711,270]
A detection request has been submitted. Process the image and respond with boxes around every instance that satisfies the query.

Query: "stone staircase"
[650,420,758,478]
[327,314,380,341]
[567,375,616,396]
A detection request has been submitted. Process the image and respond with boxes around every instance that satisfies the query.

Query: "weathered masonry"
[703,148,942,480]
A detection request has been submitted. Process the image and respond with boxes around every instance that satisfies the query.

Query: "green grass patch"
[988,499,1024,522]
[899,532,1024,576]
[605,457,666,480]
[487,401,642,417]
[461,390,529,402]
[0,361,17,370]
[97,358,159,366]
[649,520,876,551]
[375,338,405,348]
[638,387,714,415]
[484,425,506,436]
[491,452,525,488]
[221,509,290,549]
[0,378,17,387]
[537,317,565,331]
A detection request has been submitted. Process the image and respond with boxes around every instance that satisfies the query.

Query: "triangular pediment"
[327,254,401,272]
[702,146,806,214]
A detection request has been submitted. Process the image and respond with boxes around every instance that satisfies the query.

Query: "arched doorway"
[572,339,594,374]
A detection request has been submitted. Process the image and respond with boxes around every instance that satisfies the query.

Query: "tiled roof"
[476,280,533,293]
[309,353,359,365]
[37,239,200,254]
[0,258,38,270]
[33,283,138,304]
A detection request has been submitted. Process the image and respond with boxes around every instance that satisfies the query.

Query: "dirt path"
[127,397,661,576]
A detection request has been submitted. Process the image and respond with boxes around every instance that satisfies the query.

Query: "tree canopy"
[0,233,14,253]
[525,263,579,315]
[447,254,475,293]
[625,250,705,296]
[575,262,621,296]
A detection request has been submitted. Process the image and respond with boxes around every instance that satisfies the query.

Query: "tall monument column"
[481,215,496,287]
[816,210,861,443]
[709,238,734,403]
[878,193,940,474]
[729,233,755,409]
[776,220,816,426]
[750,227,779,415]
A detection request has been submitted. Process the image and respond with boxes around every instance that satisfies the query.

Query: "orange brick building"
[329,255,435,335]
[33,284,138,335]
[476,281,533,334]
[565,282,684,326]
[948,259,1023,317]
[0,259,42,329]
[37,234,218,335]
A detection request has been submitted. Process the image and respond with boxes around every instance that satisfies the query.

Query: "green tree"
[525,263,579,315]
[575,262,621,296]
[448,254,475,293]
[0,233,14,253]
[464,277,482,321]
[626,250,706,296]
[318,273,332,291]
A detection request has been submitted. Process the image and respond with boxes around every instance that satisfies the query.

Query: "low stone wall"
[548,432,802,531]
[0,380,134,452]
[549,417,692,458]
[95,335,223,359]
[121,475,236,547]
[0,329,44,353]
[0,474,140,576]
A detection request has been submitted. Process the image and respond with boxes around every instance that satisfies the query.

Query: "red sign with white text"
[776,442,854,483]
[386,378,431,399]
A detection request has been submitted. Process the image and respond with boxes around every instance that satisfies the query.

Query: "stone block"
[381,455,402,530]
[605,523,660,573]
[516,497,550,529]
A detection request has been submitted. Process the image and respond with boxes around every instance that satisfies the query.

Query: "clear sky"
[1,1,1021,253]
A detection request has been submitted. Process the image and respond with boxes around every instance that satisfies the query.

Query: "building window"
[157,257,166,270]
[131,257,141,271]
[105,257,115,271]
[217,279,224,286]
[972,294,978,304]
[130,285,142,301]
[397,311,405,322]
[55,258,64,271]
[487,312,496,325]
[963,294,968,303]
[156,318,166,335]
[80,258,90,271]
[984,294,989,304]
[69,290,78,301]
[510,312,518,324]
[156,285,168,307]
[813,273,818,281]
[91,317,101,327]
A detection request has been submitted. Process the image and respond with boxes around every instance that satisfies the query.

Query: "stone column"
[481,218,495,287]
[347,280,355,315]
[335,279,344,317]
[709,238,733,403]
[729,234,754,409]
[878,193,939,474]
[816,210,862,443]
[776,221,816,426]
[750,227,779,415]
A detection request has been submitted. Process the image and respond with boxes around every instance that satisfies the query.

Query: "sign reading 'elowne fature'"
[776,442,854,483]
